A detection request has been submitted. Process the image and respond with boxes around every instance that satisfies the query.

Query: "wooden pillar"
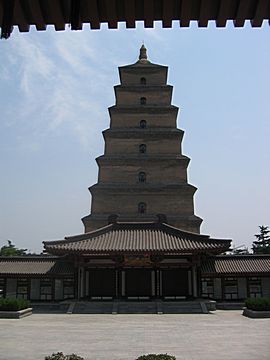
[115,269,118,298]
[81,267,85,298]
[159,269,163,297]
[188,270,192,296]
[156,270,160,298]
[192,265,197,298]
[77,267,85,299]
[77,268,81,300]
[121,270,125,297]
[151,270,155,297]
[85,270,89,297]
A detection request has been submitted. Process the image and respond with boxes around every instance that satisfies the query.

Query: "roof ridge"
[0,255,59,261]
[215,254,270,258]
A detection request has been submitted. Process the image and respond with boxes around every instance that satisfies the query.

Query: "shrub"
[0,298,30,311]
[45,353,65,360]
[136,354,176,360]
[245,297,270,311]
[45,353,84,360]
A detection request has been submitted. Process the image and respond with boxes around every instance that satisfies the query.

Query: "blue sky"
[0,21,269,253]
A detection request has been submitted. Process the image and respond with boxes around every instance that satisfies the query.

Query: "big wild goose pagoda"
[0,46,269,307]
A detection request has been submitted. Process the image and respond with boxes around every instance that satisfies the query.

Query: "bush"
[136,354,176,360]
[0,298,30,311]
[245,297,270,311]
[45,353,84,360]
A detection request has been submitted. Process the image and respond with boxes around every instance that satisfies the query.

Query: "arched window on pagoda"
[140,120,146,128]
[140,97,146,105]
[138,172,146,183]
[138,202,146,214]
[140,77,146,85]
[139,144,146,153]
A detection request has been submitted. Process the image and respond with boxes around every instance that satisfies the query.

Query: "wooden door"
[125,269,152,298]
[89,269,116,298]
[162,268,188,298]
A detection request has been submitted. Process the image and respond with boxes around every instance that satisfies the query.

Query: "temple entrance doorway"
[161,268,189,299]
[125,269,152,299]
[88,269,116,299]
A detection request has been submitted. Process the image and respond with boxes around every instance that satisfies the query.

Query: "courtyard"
[0,310,269,360]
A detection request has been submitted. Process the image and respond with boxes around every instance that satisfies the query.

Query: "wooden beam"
[144,0,154,28]
[14,0,30,32]
[19,0,32,23]
[1,0,15,38]
[180,0,192,27]
[59,0,70,22]
[162,0,174,28]
[47,0,65,30]
[234,0,251,27]
[124,0,135,28]
[251,0,270,27]
[0,1,3,22]
[216,0,232,27]
[70,0,82,30]
[198,0,211,27]
[87,0,100,30]
[105,0,118,29]
[2,0,270,37]
[28,0,46,31]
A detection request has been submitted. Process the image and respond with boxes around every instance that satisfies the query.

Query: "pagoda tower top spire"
[139,44,148,62]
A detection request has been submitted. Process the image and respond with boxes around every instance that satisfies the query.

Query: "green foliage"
[252,226,270,254]
[245,297,270,311]
[0,298,30,311]
[45,353,84,360]
[0,240,27,256]
[136,355,176,360]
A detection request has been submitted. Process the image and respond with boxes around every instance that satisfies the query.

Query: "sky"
[0,21,269,253]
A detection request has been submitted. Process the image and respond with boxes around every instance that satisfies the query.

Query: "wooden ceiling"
[1,0,269,39]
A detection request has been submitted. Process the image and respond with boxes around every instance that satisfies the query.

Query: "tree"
[0,240,27,256]
[252,226,270,254]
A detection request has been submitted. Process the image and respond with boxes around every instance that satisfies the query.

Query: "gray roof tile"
[44,222,231,255]
[202,255,270,275]
[0,257,73,275]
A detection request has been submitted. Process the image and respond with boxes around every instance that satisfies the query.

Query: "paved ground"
[0,311,269,360]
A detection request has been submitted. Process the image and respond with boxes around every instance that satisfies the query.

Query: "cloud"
[1,30,115,151]
[10,35,55,95]
[1,26,166,153]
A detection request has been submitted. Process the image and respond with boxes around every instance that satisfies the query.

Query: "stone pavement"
[0,311,269,360]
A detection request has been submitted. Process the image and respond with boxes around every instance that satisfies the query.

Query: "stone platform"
[31,300,216,314]
[0,311,269,360]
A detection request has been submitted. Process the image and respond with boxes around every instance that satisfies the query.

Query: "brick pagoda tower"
[82,45,202,233]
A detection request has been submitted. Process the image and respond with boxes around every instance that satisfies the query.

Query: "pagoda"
[82,45,202,233]
[43,47,230,301]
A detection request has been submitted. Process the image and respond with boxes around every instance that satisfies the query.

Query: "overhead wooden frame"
[0,0,269,39]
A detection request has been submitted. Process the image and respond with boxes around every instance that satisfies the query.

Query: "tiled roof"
[44,222,231,255]
[0,256,74,276]
[1,0,268,40]
[202,255,270,275]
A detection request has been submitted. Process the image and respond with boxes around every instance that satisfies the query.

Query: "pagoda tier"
[82,46,202,233]
[109,106,179,128]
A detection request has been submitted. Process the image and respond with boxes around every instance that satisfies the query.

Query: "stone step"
[68,300,209,314]
[117,301,157,314]
[162,301,204,314]
[31,303,69,314]
[73,301,114,314]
